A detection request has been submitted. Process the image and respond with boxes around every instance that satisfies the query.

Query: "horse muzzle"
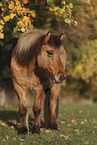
[53,74,66,84]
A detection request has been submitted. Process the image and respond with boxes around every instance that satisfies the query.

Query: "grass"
[0,104,97,145]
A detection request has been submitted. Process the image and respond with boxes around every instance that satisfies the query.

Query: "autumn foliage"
[0,0,97,97]
[0,0,35,39]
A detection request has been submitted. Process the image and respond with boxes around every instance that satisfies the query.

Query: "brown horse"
[11,29,66,134]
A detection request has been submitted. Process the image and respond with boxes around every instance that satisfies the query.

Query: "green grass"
[0,104,97,145]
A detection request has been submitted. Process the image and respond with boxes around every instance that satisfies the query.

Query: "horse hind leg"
[13,79,29,134]
[44,89,50,128]
[44,88,59,129]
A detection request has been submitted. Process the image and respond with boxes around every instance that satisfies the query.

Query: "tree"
[1,0,96,99]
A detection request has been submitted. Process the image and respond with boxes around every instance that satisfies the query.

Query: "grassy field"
[0,104,97,145]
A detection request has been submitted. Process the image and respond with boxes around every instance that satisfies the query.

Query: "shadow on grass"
[0,110,45,133]
[0,110,32,132]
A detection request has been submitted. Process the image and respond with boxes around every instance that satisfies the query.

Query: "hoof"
[32,125,40,134]
[50,123,58,130]
[18,127,29,135]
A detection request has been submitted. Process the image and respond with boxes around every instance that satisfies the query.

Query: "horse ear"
[45,32,51,43]
[59,33,63,40]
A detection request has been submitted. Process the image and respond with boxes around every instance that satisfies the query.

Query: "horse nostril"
[59,74,66,81]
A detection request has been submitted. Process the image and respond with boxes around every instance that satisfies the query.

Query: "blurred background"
[0,0,97,106]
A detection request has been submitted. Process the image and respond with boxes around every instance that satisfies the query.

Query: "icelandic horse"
[11,29,66,134]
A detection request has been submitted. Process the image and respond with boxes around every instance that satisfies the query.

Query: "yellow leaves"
[69,40,97,82]
[15,0,20,6]
[30,11,36,18]
[69,3,73,8]
[0,25,3,31]
[0,0,35,39]
[61,1,66,5]
[23,16,31,26]
[21,27,25,32]
[76,65,83,72]
[65,19,71,24]
[23,16,30,22]
[0,32,4,39]
[12,6,17,12]
[8,2,14,10]
[10,13,16,19]
[0,3,2,7]
[0,20,5,25]
[17,20,24,28]
[3,16,10,22]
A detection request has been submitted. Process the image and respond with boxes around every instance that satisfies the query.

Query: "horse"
[11,29,66,134]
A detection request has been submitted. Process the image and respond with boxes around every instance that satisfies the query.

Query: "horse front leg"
[50,84,61,130]
[13,79,29,134]
[32,86,45,133]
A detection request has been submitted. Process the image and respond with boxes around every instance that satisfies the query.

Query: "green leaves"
[49,1,75,26]
[47,0,54,5]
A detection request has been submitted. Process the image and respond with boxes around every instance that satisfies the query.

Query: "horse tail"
[44,88,59,128]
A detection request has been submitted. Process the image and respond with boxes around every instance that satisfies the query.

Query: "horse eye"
[47,51,53,56]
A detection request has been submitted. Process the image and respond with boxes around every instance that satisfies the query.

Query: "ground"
[0,103,97,145]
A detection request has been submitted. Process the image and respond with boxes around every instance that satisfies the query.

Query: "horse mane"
[12,29,62,66]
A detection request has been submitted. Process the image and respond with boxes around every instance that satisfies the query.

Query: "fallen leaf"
[19,138,25,141]
[84,119,88,123]
[93,119,95,123]
[10,126,14,129]
[40,128,43,131]
[60,134,68,140]
[1,123,7,127]
[2,139,6,142]
[67,124,72,126]
[75,129,79,132]
[48,139,55,143]
[80,121,85,124]
[45,130,50,133]
[84,141,89,144]
[81,139,84,142]
[71,119,76,123]
[79,110,82,113]
[13,137,16,140]
[61,121,65,124]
